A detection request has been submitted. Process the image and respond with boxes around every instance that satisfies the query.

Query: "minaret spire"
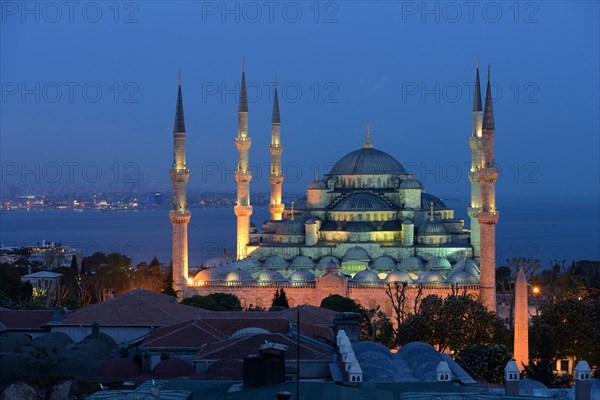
[169,72,191,299]
[473,57,482,113]
[234,62,253,259]
[468,57,484,262]
[482,65,495,132]
[268,78,285,221]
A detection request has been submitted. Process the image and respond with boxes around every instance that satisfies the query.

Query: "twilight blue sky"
[1,1,599,201]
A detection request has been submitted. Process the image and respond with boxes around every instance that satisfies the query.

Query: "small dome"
[352,269,380,282]
[282,219,305,235]
[225,268,254,282]
[290,255,314,268]
[334,193,394,211]
[262,255,288,268]
[370,255,397,271]
[419,220,448,236]
[257,269,285,282]
[452,258,480,275]
[399,179,423,190]
[417,269,445,283]
[385,269,413,283]
[194,268,224,282]
[152,358,194,378]
[308,178,327,189]
[322,260,341,275]
[289,269,315,282]
[345,221,375,232]
[421,193,447,210]
[343,246,370,262]
[399,256,424,270]
[317,255,340,267]
[229,327,271,339]
[447,269,479,284]
[201,255,235,269]
[426,257,452,270]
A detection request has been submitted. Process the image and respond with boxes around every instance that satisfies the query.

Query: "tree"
[320,294,362,314]
[70,255,79,273]
[397,294,510,353]
[182,293,242,311]
[385,281,408,331]
[456,344,512,383]
[162,262,177,297]
[270,288,289,310]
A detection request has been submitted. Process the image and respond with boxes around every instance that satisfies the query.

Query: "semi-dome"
[447,269,479,284]
[399,256,424,270]
[452,258,480,275]
[419,220,448,236]
[399,179,423,190]
[194,268,223,282]
[385,269,413,283]
[262,255,288,268]
[282,219,305,235]
[257,269,285,282]
[317,255,340,267]
[328,147,406,175]
[345,221,375,232]
[352,269,380,282]
[290,255,314,268]
[334,193,394,211]
[421,193,447,210]
[417,269,445,283]
[370,255,397,270]
[426,257,452,270]
[343,246,370,262]
[225,268,254,283]
[307,178,327,189]
[289,269,315,282]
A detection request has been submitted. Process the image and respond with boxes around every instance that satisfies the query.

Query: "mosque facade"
[170,62,499,314]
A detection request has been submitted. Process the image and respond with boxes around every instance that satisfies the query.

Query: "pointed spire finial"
[476,55,479,69]
[483,64,495,131]
[363,123,374,149]
[272,78,280,124]
[173,72,186,133]
[487,64,491,82]
[242,57,245,72]
[239,60,248,113]
[314,171,319,181]
[473,57,482,112]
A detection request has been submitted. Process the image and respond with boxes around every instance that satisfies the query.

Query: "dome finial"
[363,123,373,149]
[290,201,295,221]
[430,202,434,221]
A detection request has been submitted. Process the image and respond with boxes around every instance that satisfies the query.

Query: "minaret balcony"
[468,170,479,183]
[478,166,499,183]
[170,168,190,183]
[169,210,191,224]
[235,136,252,149]
[235,170,252,183]
[269,144,284,155]
[467,206,480,219]
[469,136,482,150]
[269,173,284,185]
[476,211,499,225]
[234,205,253,217]
[269,203,285,214]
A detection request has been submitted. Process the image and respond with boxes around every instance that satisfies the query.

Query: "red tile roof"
[62,289,207,326]
[0,310,53,330]
[195,333,331,361]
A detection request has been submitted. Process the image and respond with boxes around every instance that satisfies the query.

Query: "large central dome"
[328,148,406,175]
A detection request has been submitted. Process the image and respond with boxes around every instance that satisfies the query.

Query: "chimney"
[436,361,451,382]
[504,360,520,396]
[574,360,591,400]
[333,312,361,343]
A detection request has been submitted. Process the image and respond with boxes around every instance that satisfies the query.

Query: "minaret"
[268,80,284,220]
[169,72,191,298]
[477,65,500,312]
[468,58,483,260]
[234,62,253,260]
[514,266,529,370]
